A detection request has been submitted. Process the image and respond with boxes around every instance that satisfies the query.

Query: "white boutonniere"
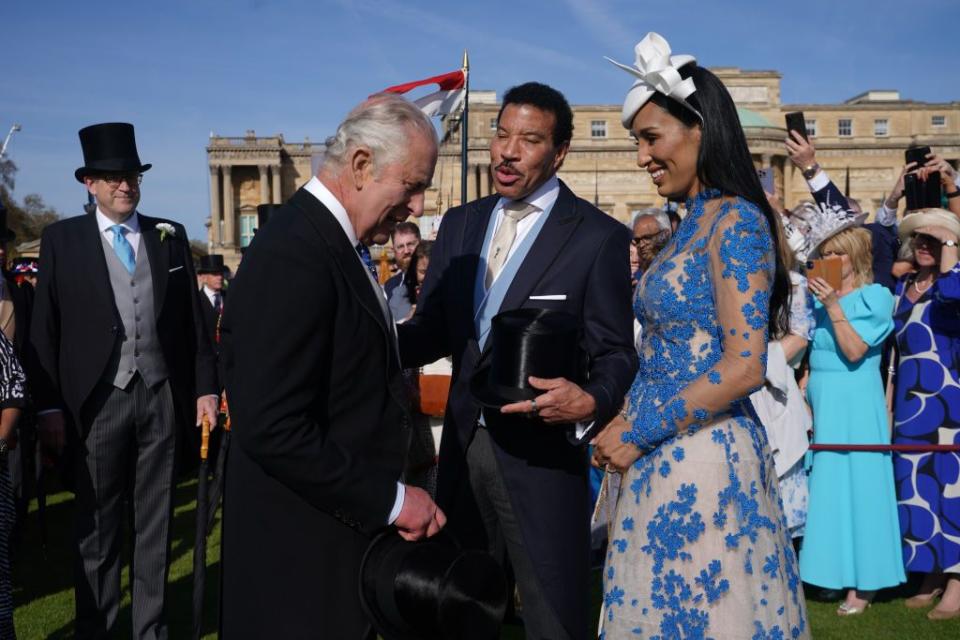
[157,223,176,242]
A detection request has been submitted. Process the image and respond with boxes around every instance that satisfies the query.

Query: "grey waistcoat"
[100,234,169,389]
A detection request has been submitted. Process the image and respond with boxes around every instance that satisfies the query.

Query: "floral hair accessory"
[605,32,702,129]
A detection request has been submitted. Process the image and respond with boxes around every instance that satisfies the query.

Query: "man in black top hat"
[398,83,636,640]
[197,254,227,350]
[30,122,218,639]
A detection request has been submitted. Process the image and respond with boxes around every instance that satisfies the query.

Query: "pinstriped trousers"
[73,375,177,640]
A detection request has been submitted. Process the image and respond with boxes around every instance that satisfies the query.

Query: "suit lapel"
[291,190,391,341]
[460,197,496,292]
[83,213,119,314]
[139,215,170,317]
[499,183,582,314]
[475,183,582,362]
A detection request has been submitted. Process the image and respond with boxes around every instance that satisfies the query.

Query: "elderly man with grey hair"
[219,93,443,638]
[631,207,672,275]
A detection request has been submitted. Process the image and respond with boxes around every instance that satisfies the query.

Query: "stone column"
[762,153,772,168]
[272,164,282,204]
[222,165,235,247]
[208,164,221,247]
[258,165,270,204]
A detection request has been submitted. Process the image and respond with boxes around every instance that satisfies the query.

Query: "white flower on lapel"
[157,222,176,243]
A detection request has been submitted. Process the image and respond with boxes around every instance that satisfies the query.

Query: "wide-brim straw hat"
[897,208,960,243]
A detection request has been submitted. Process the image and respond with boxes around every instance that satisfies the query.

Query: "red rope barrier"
[809,444,960,452]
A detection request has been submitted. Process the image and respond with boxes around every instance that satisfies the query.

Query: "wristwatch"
[802,163,821,180]
[943,239,958,247]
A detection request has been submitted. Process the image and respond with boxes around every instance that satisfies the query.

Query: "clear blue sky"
[5,0,957,240]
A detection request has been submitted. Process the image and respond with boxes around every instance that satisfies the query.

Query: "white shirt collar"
[497,174,560,213]
[96,208,140,234]
[303,176,358,247]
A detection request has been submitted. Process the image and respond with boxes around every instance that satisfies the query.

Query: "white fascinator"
[606,32,702,129]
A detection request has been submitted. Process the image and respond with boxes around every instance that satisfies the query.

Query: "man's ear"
[350,146,374,190]
[552,141,571,172]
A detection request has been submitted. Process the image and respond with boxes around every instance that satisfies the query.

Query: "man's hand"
[785,130,816,170]
[37,410,66,455]
[394,485,446,541]
[886,162,919,208]
[918,152,958,189]
[196,395,219,429]
[591,414,641,473]
[500,376,597,424]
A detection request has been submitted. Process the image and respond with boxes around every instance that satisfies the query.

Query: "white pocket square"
[529,294,566,301]
[168,265,184,273]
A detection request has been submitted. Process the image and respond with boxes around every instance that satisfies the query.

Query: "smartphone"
[904,171,942,210]
[757,168,775,194]
[905,146,931,169]
[785,111,808,141]
[806,256,842,292]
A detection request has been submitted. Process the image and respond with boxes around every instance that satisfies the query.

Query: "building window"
[489,117,498,131]
[805,119,817,137]
[239,213,257,248]
[838,119,852,137]
[874,119,889,137]
[591,120,607,138]
[932,115,946,127]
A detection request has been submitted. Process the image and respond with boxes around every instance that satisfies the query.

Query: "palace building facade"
[206,68,960,271]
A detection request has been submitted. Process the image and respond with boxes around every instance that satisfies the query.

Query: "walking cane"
[191,415,212,640]
[205,395,231,536]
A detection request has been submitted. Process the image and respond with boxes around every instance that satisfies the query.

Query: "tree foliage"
[0,158,60,248]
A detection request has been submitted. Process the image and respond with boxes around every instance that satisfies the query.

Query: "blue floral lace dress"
[601,191,809,639]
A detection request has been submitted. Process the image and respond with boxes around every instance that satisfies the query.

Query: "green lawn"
[12,480,960,639]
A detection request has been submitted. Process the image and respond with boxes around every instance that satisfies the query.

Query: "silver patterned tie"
[486,200,536,288]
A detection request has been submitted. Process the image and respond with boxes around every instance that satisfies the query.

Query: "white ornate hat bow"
[606,32,702,128]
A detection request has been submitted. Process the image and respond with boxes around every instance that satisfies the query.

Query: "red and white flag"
[381,69,466,117]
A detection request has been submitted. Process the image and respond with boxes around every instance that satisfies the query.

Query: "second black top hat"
[470,308,585,409]
[75,122,152,183]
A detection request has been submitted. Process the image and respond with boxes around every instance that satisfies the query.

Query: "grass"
[12,479,960,639]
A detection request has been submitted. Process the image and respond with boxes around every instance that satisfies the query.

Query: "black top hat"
[75,122,152,183]
[359,531,507,640]
[470,308,585,409]
[0,205,15,242]
[197,254,226,274]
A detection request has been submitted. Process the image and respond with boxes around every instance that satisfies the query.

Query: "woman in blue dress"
[593,33,808,639]
[801,223,905,614]
[891,209,960,620]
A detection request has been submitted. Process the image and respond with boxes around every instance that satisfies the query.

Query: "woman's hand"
[591,414,642,473]
[808,277,840,310]
[915,224,958,246]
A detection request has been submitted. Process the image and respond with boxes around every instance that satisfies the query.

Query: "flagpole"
[460,50,469,207]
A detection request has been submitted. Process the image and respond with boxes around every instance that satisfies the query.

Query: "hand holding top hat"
[470,308,594,424]
[499,376,597,424]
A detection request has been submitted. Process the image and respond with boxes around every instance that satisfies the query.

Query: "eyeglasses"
[97,173,143,188]
[393,240,418,251]
[632,231,667,246]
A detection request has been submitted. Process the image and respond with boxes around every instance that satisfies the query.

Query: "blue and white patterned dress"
[602,191,808,639]
[893,262,960,574]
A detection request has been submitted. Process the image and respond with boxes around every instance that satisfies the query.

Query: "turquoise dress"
[800,283,906,590]
[602,191,808,639]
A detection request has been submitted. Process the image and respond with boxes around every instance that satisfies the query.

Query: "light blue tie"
[110,225,136,274]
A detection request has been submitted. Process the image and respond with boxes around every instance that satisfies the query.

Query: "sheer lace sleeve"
[623,199,774,450]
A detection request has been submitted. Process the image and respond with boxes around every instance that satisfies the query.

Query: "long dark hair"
[649,65,790,338]
[405,240,433,304]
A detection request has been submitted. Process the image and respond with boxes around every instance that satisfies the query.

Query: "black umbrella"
[192,416,212,640]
